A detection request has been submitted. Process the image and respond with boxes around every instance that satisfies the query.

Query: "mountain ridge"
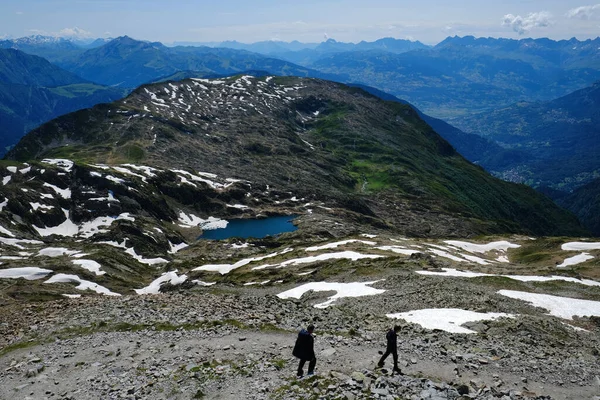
[6,75,585,237]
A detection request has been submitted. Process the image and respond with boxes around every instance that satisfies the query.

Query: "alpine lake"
[199,215,298,240]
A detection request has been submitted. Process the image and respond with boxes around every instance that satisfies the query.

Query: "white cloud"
[567,4,600,19]
[27,27,92,39]
[57,27,92,38]
[502,12,552,35]
[16,11,23,15]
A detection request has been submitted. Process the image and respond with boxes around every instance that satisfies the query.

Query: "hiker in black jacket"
[292,324,316,378]
[377,325,402,374]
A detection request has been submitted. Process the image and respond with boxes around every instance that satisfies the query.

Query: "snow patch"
[557,253,594,268]
[72,259,105,276]
[193,280,216,286]
[445,240,521,253]
[41,159,74,172]
[168,241,189,254]
[125,247,168,265]
[33,209,78,237]
[0,224,14,237]
[376,246,421,256]
[277,281,385,308]
[45,274,120,296]
[562,242,600,251]
[0,237,43,249]
[43,182,71,199]
[135,271,187,294]
[38,247,81,257]
[0,267,52,280]
[387,309,514,334]
[30,202,55,212]
[305,240,377,252]
[195,248,293,275]
[417,267,600,287]
[253,251,385,270]
[498,290,600,320]
[178,211,228,230]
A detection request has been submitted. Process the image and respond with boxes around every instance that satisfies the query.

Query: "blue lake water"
[199,215,298,240]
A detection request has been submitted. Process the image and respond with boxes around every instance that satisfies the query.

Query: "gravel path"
[1,281,599,399]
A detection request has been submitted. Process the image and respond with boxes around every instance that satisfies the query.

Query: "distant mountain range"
[307,37,600,119]
[0,35,84,63]
[50,36,339,88]
[210,38,430,65]
[4,34,599,118]
[0,48,125,156]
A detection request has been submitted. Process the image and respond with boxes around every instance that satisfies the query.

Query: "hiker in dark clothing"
[377,325,402,374]
[292,324,316,377]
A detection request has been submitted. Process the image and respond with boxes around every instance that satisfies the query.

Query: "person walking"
[377,325,402,374]
[292,324,316,378]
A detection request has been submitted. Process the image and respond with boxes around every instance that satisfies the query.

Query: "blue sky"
[1,0,599,44]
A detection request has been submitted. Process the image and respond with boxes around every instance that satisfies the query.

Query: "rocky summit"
[0,75,599,400]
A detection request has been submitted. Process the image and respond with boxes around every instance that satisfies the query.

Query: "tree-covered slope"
[556,177,600,236]
[6,76,584,237]
[0,49,126,156]
[453,81,600,191]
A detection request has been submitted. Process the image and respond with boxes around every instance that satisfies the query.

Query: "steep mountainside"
[307,37,600,118]
[0,49,126,156]
[0,48,87,86]
[349,84,525,170]
[555,177,600,236]
[55,36,334,88]
[7,76,584,237]
[452,81,600,191]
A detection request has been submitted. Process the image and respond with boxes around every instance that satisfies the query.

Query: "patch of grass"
[0,340,39,357]
[47,83,116,98]
[113,144,145,163]
[51,319,250,340]
[259,323,288,333]
[221,319,248,329]
[510,238,565,265]
[470,275,529,291]
[271,358,287,370]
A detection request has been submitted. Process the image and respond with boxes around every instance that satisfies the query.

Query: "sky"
[0,0,599,45]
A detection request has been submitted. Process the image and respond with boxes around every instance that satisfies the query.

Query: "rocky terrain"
[1,75,599,399]
[1,257,600,400]
[1,222,599,399]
